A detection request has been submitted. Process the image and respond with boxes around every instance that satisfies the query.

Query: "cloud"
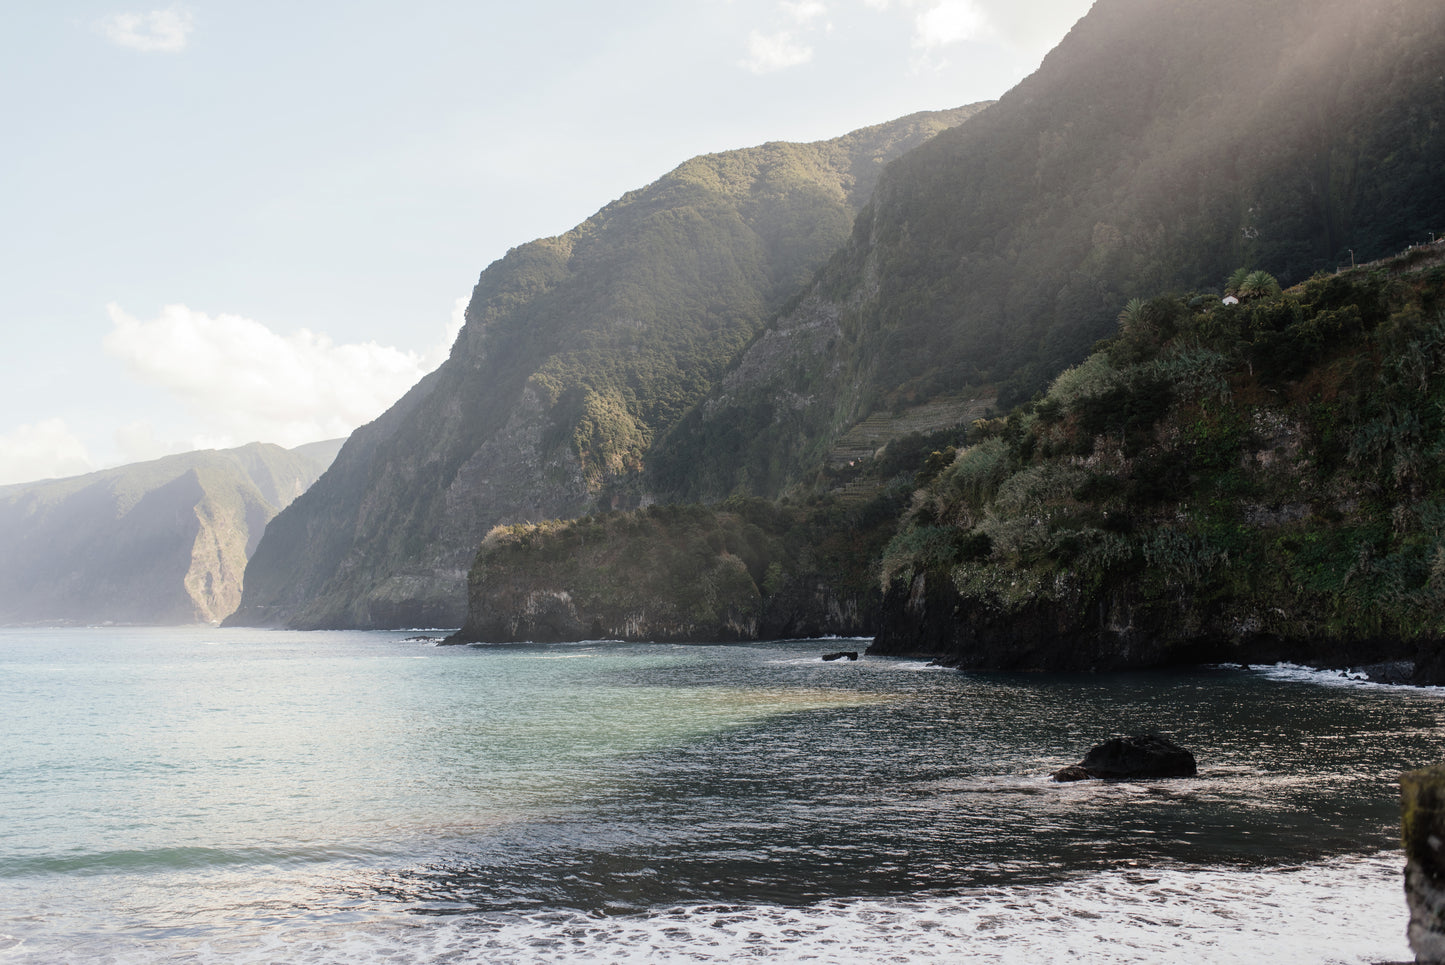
[739,1,831,74]
[857,0,994,49]
[102,303,460,451]
[783,1,829,24]
[0,419,94,486]
[96,5,194,53]
[912,0,991,47]
[742,30,815,73]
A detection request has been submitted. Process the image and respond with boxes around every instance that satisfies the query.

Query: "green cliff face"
[871,247,1445,674]
[453,496,901,644]
[651,0,1445,502]
[228,107,986,630]
[0,441,340,625]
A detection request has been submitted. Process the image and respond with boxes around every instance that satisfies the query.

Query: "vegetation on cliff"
[453,489,909,643]
[652,0,1445,503]
[230,107,985,630]
[240,0,1445,634]
[872,246,1445,674]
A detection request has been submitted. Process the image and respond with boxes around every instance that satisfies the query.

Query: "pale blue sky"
[0,0,1093,484]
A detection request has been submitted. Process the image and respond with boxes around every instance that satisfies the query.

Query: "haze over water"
[0,628,1431,962]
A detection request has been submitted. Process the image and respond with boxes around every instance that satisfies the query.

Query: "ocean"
[0,627,1435,963]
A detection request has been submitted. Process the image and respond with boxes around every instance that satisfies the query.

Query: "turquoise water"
[0,627,1439,962]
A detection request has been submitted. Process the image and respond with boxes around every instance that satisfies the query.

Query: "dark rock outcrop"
[821,651,859,662]
[1052,765,1091,783]
[868,573,1231,671]
[1403,763,1445,961]
[1053,735,1198,782]
[868,552,1440,677]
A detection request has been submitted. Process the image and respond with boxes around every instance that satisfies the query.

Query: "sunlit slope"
[652,0,1445,501]
[229,107,985,630]
[0,441,340,625]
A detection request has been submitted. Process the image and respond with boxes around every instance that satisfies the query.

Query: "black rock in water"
[1052,735,1197,781]
[1051,765,1091,782]
[822,651,859,662]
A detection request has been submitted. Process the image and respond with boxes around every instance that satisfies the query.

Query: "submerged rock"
[1051,765,1091,782]
[1052,735,1197,781]
[822,651,859,662]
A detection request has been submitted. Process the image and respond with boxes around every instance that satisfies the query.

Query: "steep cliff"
[229,107,985,630]
[0,441,340,625]
[651,0,1445,502]
[870,246,1445,675]
[452,496,896,644]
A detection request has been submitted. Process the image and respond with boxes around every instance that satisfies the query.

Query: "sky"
[0,0,1094,486]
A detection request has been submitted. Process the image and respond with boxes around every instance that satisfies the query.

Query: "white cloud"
[739,0,832,74]
[96,5,194,53]
[742,29,815,73]
[102,303,459,451]
[912,0,991,48]
[784,1,829,24]
[857,0,994,48]
[0,419,94,486]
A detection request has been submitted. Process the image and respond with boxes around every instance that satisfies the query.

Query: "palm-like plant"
[1117,297,1149,330]
[1237,270,1281,300]
[1225,267,1251,296]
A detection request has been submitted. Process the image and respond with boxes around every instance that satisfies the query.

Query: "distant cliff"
[0,440,341,625]
[229,107,986,630]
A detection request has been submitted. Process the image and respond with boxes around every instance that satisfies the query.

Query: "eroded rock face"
[868,569,1432,677]
[1403,764,1445,962]
[1052,735,1197,782]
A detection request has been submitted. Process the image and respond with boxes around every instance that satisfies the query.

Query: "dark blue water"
[0,627,1434,962]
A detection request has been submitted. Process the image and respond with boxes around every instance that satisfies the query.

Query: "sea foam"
[149,853,1408,965]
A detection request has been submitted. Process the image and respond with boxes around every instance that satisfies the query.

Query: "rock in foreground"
[1052,735,1198,782]
[1402,763,1445,962]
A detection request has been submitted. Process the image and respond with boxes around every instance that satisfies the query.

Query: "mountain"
[871,243,1445,677]
[446,0,1445,654]
[0,440,342,625]
[651,0,1445,502]
[238,0,1445,635]
[227,106,987,630]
